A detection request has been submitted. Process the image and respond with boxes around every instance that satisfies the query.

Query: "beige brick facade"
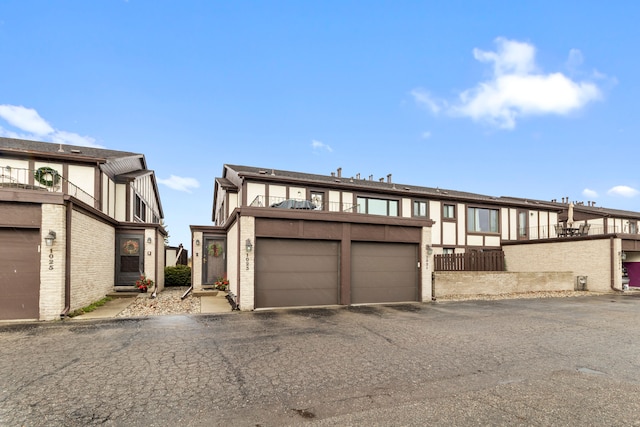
[70,209,115,312]
[238,216,256,310]
[39,204,67,320]
[503,238,618,293]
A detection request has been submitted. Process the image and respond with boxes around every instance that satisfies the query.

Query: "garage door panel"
[351,242,418,304]
[0,228,40,320]
[256,239,339,308]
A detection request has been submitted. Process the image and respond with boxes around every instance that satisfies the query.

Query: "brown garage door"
[0,228,40,320]
[351,242,418,304]
[255,239,339,308]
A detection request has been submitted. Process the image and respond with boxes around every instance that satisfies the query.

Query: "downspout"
[60,200,73,318]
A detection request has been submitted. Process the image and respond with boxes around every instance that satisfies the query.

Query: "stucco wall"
[434,271,574,298]
[503,238,619,293]
[70,209,115,312]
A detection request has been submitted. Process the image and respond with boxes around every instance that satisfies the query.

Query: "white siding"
[269,184,286,200]
[247,182,265,206]
[429,201,441,245]
[68,165,95,198]
[401,198,411,218]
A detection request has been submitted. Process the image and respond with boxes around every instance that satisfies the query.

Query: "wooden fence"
[434,251,505,272]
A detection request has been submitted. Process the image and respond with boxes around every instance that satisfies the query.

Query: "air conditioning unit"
[576,275,588,291]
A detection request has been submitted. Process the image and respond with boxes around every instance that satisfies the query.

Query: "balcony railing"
[520,224,628,240]
[249,195,359,213]
[0,166,97,207]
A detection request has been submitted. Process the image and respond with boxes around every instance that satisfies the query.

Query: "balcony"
[249,195,358,213]
[519,224,629,241]
[0,166,97,207]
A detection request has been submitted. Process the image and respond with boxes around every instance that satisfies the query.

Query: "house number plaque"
[49,249,54,270]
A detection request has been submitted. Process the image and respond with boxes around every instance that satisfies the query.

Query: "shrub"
[164,265,191,286]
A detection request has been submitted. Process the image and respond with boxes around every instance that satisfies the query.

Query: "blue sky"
[0,1,638,247]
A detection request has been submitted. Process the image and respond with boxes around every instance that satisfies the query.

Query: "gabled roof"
[223,164,562,210]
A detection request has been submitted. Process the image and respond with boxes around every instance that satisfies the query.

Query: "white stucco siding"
[467,235,484,246]
[115,183,126,221]
[1,159,30,184]
[289,186,306,200]
[484,235,501,247]
[429,201,441,244]
[457,204,466,244]
[401,198,412,218]
[269,184,286,201]
[68,165,95,198]
[442,222,457,245]
[328,191,341,212]
[342,192,354,212]
[246,182,265,206]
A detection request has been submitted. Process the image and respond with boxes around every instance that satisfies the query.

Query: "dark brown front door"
[203,238,226,284]
[116,234,144,287]
[351,242,419,304]
[255,238,339,308]
[0,228,40,320]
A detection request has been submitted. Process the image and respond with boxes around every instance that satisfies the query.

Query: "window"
[630,221,637,234]
[413,200,428,217]
[467,207,499,233]
[311,191,324,210]
[443,248,455,255]
[134,194,146,221]
[443,204,455,219]
[357,197,398,216]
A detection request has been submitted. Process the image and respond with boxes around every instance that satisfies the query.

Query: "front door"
[116,234,144,287]
[203,238,226,284]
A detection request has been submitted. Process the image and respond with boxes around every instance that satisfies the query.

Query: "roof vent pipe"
[337,167,342,178]
[369,175,373,181]
[331,172,335,177]
[379,178,384,182]
[387,174,392,183]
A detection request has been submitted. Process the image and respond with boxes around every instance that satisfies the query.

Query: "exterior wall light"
[246,239,253,252]
[426,245,433,255]
[195,239,200,246]
[44,230,56,247]
[147,237,152,244]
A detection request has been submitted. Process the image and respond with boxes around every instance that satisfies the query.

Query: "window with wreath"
[357,196,398,216]
[467,207,499,233]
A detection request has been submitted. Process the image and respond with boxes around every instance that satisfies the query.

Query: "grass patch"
[68,296,113,317]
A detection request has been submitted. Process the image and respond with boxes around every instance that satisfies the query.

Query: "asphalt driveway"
[1,293,640,426]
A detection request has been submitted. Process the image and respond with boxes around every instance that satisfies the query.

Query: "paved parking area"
[1,294,640,426]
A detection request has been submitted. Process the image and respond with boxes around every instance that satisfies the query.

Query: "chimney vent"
[337,167,342,178]
[387,174,392,183]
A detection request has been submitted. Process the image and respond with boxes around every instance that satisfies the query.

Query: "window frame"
[356,196,399,217]
[443,204,456,220]
[413,200,428,218]
[467,206,500,234]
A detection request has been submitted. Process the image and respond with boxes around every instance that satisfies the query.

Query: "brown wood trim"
[95,167,101,210]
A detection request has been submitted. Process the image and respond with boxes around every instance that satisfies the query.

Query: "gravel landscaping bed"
[435,290,605,301]
[116,286,200,317]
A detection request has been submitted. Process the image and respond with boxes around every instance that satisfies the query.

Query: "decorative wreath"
[208,242,223,257]
[34,167,60,187]
[122,239,140,255]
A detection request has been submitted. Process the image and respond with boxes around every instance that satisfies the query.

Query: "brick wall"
[69,209,115,311]
[39,204,66,320]
[503,238,618,293]
[238,215,256,310]
[434,271,574,298]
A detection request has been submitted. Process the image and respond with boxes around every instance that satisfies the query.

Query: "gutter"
[60,200,73,318]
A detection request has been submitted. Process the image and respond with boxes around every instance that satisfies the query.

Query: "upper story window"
[413,200,428,218]
[357,196,398,216]
[629,221,637,234]
[135,194,146,222]
[443,204,455,219]
[443,248,455,255]
[311,191,324,210]
[468,207,499,233]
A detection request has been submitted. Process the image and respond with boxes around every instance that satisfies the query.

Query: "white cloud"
[0,105,54,135]
[411,89,442,114]
[157,175,200,193]
[607,185,639,198]
[0,104,104,148]
[421,131,432,139]
[311,139,333,153]
[415,38,603,129]
[582,188,598,198]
